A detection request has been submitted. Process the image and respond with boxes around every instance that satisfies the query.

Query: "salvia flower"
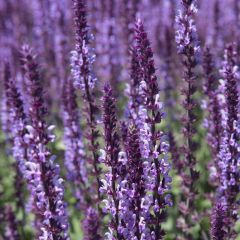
[210,202,226,240]
[101,84,123,239]
[83,207,101,240]
[71,0,96,90]
[3,62,26,230]
[20,45,69,240]
[62,77,88,207]
[121,124,149,239]
[4,205,20,240]
[175,0,200,234]
[175,0,199,55]
[4,62,26,174]
[71,0,102,211]
[127,46,143,121]
[202,48,222,183]
[218,43,239,237]
[134,19,172,239]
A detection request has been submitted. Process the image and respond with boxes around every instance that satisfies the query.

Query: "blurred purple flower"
[211,202,226,240]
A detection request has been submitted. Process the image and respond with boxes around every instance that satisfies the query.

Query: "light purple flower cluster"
[101,20,172,240]
[71,0,102,213]
[202,48,222,183]
[101,84,124,239]
[3,62,26,232]
[1,0,240,239]
[4,205,20,240]
[101,88,148,239]
[4,62,26,176]
[175,0,200,235]
[62,77,87,207]
[20,45,69,240]
[82,207,101,240]
[71,0,96,90]
[217,44,239,237]
[134,19,172,238]
[210,202,226,240]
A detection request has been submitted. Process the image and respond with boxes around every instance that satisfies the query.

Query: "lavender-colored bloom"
[4,62,26,174]
[49,0,69,74]
[101,84,123,239]
[2,63,14,145]
[20,45,69,240]
[134,19,172,238]
[4,205,20,240]
[202,48,222,183]
[62,77,88,207]
[175,0,200,234]
[122,124,148,239]
[71,0,102,210]
[83,207,101,240]
[3,62,26,232]
[176,0,199,55]
[127,46,143,121]
[210,202,226,240]
[1,94,10,142]
[119,0,139,59]
[218,44,239,237]
[71,0,96,90]
[97,1,122,98]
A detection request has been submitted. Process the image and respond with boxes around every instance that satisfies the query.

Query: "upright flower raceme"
[4,62,26,175]
[202,48,222,182]
[218,44,239,237]
[210,202,226,240]
[127,46,143,121]
[71,0,96,90]
[3,62,26,231]
[71,0,102,211]
[175,0,200,234]
[20,45,69,240]
[101,1,122,98]
[134,19,172,239]
[62,77,87,207]
[1,66,11,146]
[101,84,124,239]
[122,124,148,239]
[4,205,20,240]
[82,207,101,240]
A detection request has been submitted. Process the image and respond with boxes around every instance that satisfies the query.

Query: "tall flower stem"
[20,45,69,240]
[135,19,172,239]
[102,84,123,239]
[3,62,26,237]
[176,0,200,235]
[71,0,102,213]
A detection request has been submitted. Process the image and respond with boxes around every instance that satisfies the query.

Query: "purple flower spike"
[218,43,239,237]
[83,207,101,240]
[4,62,26,174]
[20,45,70,240]
[4,205,20,240]
[128,46,143,121]
[71,0,102,211]
[71,0,96,90]
[175,0,200,234]
[62,77,87,207]
[3,62,26,230]
[211,202,226,240]
[202,48,222,183]
[102,83,123,239]
[134,19,172,239]
[123,124,147,239]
